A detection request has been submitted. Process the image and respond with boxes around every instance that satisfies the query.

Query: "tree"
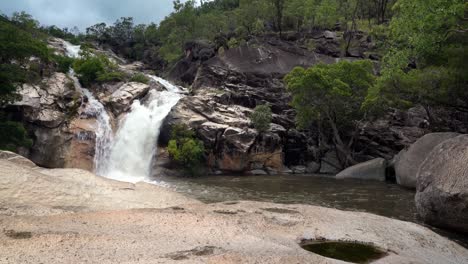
[251,104,272,133]
[366,0,467,113]
[235,0,268,35]
[285,60,375,168]
[0,17,49,150]
[0,19,49,104]
[270,0,286,35]
[167,124,205,176]
[0,114,33,151]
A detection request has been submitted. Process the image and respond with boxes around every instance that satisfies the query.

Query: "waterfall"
[104,86,182,183]
[63,40,182,182]
[63,41,114,175]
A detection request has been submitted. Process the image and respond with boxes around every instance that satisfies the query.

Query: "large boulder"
[336,158,387,181]
[415,135,468,233]
[0,151,36,168]
[395,132,460,188]
[106,82,150,115]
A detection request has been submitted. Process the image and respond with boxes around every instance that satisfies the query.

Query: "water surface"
[156,174,468,248]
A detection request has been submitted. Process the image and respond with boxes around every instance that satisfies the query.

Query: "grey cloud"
[0,0,188,31]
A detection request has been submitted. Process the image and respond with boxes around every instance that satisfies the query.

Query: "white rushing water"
[63,41,114,175]
[104,87,182,183]
[63,40,182,183]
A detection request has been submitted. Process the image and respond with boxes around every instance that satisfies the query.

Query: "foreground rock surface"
[395,132,460,188]
[0,159,197,215]
[0,155,467,263]
[416,135,468,233]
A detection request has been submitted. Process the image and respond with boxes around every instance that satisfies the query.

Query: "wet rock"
[336,158,387,181]
[248,169,268,176]
[291,165,307,174]
[106,82,150,115]
[415,135,468,233]
[306,161,321,174]
[395,132,460,188]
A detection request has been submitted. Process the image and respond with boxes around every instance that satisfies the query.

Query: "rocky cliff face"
[164,33,468,175]
[5,34,467,176]
[3,71,95,169]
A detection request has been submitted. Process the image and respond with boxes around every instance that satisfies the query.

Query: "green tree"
[251,104,272,133]
[366,0,467,113]
[0,19,49,104]
[285,60,375,168]
[0,17,49,150]
[73,49,123,86]
[0,114,33,151]
[167,124,205,176]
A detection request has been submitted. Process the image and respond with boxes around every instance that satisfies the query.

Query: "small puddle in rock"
[301,241,386,263]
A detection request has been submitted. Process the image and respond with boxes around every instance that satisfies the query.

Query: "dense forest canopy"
[82,0,398,64]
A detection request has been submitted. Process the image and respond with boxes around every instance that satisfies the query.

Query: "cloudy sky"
[0,0,199,30]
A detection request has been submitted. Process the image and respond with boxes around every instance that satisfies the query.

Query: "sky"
[0,0,201,31]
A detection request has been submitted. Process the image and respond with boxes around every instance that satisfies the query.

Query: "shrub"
[0,113,32,151]
[96,71,126,83]
[130,73,150,84]
[167,124,205,176]
[251,104,272,133]
[52,54,75,73]
[73,50,124,86]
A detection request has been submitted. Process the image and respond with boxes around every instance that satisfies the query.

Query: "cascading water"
[63,41,114,175]
[104,86,182,183]
[63,40,183,182]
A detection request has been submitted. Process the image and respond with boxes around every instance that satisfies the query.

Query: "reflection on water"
[155,174,468,248]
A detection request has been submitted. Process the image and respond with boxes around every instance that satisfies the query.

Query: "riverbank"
[1,155,467,263]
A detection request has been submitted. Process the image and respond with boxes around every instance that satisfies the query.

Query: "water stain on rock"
[170,206,185,211]
[165,246,220,260]
[213,210,238,215]
[262,208,300,214]
[4,230,33,239]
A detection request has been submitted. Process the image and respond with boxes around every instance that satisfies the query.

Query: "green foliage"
[0,16,49,105]
[73,50,124,86]
[285,60,375,167]
[167,124,205,176]
[78,0,398,66]
[285,60,375,129]
[0,113,33,151]
[251,104,272,132]
[367,0,468,111]
[130,73,150,84]
[96,71,126,83]
[52,54,75,73]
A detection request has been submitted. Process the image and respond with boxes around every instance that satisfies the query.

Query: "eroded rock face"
[415,135,468,233]
[4,71,105,170]
[395,132,460,188]
[14,73,78,128]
